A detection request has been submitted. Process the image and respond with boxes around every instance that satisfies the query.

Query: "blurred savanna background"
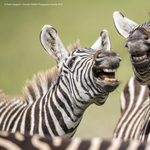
[0,0,150,139]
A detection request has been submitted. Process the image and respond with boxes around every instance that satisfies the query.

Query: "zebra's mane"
[128,22,150,37]
[22,66,60,103]
[0,41,81,104]
[67,39,80,52]
[0,89,20,102]
[23,40,81,103]
[0,68,60,103]
[0,90,10,101]
[130,21,150,35]
[138,21,150,33]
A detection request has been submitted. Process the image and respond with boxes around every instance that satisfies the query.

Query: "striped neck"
[43,76,91,138]
[113,76,150,142]
[54,75,92,117]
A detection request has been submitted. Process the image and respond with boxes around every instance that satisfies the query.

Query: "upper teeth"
[103,69,117,72]
[133,54,147,61]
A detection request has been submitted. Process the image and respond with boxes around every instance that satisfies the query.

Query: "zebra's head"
[40,25,121,105]
[113,11,150,85]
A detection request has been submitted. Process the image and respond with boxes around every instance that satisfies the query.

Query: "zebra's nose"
[107,58,120,69]
[128,42,142,54]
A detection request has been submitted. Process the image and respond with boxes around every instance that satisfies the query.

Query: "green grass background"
[0,0,150,139]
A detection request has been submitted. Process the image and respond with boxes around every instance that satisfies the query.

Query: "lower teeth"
[133,54,147,61]
[104,78,117,82]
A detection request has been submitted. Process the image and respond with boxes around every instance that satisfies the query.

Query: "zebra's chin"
[94,78,119,93]
[94,97,108,106]
[133,66,150,85]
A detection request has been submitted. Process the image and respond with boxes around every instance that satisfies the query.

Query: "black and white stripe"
[138,21,150,32]
[133,66,150,86]
[113,76,150,142]
[113,11,150,85]
[113,12,150,142]
[0,131,149,150]
[0,25,121,138]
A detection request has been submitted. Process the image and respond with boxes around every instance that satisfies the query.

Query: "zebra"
[113,11,150,86]
[112,11,150,142]
[113,76,150,142]
[0,131,149,150]
[0,25,121,138]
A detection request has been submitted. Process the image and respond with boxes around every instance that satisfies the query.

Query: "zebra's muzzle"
[92,49,120,92]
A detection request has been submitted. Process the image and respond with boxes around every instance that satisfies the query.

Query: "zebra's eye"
[68,57,76,68]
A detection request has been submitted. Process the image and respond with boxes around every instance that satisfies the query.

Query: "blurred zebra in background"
[113,11,150,142]
[113,76,149,142]
[0,25,121,138]
[0,131,149,150]
[113,11,150,85]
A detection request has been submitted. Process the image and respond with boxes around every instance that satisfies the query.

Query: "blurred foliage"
[0,0,150,138]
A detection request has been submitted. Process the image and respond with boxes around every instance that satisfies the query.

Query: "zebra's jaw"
[133,66,150,85]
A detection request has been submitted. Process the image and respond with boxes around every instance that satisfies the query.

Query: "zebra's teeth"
[133,54,147,61]
[103,69,117,72]
[105,78,118,82]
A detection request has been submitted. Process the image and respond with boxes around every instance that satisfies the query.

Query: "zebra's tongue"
[99,74,113,79]
[98,74,118,82]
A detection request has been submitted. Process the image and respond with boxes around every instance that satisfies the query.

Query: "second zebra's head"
[40,25,121,105]
[113,11,150,85]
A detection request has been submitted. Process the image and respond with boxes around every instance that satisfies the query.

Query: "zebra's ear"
[91,29,111,51]
[113,11,138,38]
[40,25,68,64]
